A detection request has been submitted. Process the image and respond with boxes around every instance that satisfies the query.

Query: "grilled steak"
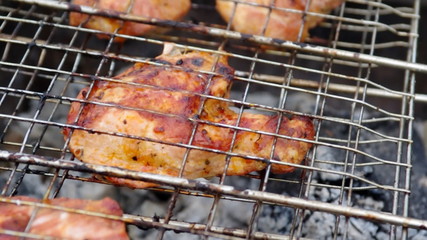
[64,43,315,188]
[0,196,128,240]
[216,0,344,42]
[69,0,191,41]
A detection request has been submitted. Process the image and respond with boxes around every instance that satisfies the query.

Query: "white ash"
[313,145,375,183]
[257,179,390,239]
[257,195,295,234]
[300,185,387,239]
[0,171,48,198]
[314,146,345,182]
[6,76,81,151]
[409,230,427,240]
[256,103,427,239]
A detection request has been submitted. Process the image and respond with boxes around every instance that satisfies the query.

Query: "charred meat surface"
[64,44,315,188]
[69,0,191,41]
[0,196,128,240]
[216,0,344,42]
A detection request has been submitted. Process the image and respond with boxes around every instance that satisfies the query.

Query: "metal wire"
[0,0,425,239]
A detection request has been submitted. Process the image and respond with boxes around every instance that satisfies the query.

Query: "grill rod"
[0,198,308,240]
[0,33,426,103]
[1,150,426,231]
[234,71,427,103]
[15,0,427,74]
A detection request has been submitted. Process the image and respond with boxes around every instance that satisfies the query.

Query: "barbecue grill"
[1,0,427,239]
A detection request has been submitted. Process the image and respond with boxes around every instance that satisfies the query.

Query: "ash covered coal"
[255,93,427,239]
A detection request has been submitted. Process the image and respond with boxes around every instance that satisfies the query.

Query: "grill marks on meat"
[0,196,128,240]
[64,45,315,188]
[69,0,191,41]
[216,0,344,42]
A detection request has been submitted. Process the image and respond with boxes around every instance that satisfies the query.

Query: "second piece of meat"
[69,0,191,41]
[0,196,128,240]
[216,0,344,42]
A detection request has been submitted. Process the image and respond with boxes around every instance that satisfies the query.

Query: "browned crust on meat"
[64,47,315,188]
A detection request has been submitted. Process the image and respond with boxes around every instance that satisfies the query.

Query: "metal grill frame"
[0,0,426,239]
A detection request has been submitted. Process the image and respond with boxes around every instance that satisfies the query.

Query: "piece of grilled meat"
[69,0,191,41]
[0,196,128,240]
[64,44,315,188]
[216,0,344,42]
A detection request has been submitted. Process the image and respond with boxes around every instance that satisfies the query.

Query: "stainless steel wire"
[0,0,425,239]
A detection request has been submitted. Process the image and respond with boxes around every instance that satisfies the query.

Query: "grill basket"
[1,0,427,239]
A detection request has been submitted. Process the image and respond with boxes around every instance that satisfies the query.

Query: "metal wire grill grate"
[0,0,426,239]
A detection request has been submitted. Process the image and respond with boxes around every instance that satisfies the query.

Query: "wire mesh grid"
[0,0,426,239]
